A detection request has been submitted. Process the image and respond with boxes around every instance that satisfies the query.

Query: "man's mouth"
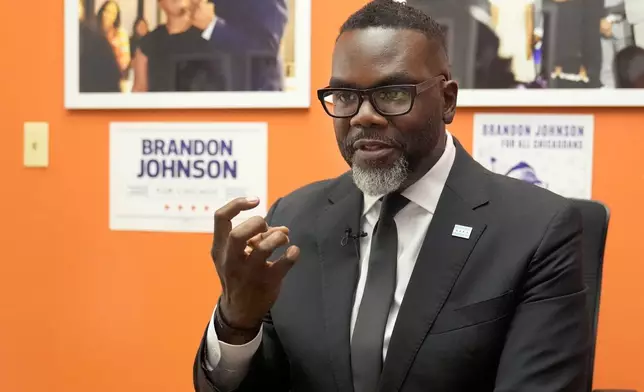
[353,139,398,161]
[353,139,395,151]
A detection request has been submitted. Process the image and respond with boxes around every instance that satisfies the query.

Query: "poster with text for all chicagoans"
[473,114,594,199]
[110,122,268,233]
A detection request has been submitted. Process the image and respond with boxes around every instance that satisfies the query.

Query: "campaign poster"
[110,122,268,233]
[472,114,594,199]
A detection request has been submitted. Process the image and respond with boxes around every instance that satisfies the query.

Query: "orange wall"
[1,1,643,391]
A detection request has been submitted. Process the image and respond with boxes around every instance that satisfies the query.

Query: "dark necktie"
[351,193,409,392]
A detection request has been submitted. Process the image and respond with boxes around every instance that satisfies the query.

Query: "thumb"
[268,245,300,280]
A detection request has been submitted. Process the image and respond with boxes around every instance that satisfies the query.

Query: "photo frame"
[65,0,311,109]
[406,0,644,107]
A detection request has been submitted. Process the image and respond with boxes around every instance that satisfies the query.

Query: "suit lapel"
[317,175,363,392]
[379,140,490,392]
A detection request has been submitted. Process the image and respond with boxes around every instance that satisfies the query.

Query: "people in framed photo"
[405,0,644,106]
[66,0,311,109]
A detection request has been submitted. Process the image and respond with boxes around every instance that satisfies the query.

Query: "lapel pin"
[452,224,472,240]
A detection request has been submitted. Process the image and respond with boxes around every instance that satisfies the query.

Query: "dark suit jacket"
[207,0,288,91]
[194,139,591,392]
[407,0,481,89]
[78,22,121,93]
[545,0,604,85]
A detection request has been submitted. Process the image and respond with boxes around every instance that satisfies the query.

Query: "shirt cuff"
[201,18,218,41]
[204,305,263,372]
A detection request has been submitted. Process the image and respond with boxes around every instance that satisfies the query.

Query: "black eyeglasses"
[316,75,444,118]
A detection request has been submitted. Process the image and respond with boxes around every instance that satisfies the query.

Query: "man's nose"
[349,99,388,129]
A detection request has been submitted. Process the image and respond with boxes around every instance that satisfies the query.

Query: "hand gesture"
[212,197,300,330]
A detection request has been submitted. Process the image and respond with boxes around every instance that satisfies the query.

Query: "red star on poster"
[191,205,196,211]
[204,206,210,212]
[178,205,183,211]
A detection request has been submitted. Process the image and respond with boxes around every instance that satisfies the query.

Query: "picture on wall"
[65,0,311,109]
[110,121,268,233]
[406,0,644,107]
[472,113,594,199]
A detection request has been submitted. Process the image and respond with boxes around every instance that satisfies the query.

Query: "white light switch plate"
[24,122,49,168]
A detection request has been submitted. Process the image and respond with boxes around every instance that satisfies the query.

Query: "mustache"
[344,129,402,150]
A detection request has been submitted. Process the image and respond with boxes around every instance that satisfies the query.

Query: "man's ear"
[442,79,458,124]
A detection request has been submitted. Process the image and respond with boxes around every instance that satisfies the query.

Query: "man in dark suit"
[407,0,481,88]
[191,0,288,91]
[544,0,604,88]
[193,1,591,391]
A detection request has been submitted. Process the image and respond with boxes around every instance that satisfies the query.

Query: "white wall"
[625,0,644,46]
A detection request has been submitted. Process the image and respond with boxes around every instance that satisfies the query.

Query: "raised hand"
[211,197,300,338]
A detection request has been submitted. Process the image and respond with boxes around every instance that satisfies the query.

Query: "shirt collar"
[362,130,456,215]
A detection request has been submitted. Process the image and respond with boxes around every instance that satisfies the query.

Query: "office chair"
[568,198,635,392]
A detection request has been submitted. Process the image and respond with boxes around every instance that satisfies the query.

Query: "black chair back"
[569,198,610,391]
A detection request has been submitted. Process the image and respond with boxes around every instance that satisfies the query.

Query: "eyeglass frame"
[316,75,445,118]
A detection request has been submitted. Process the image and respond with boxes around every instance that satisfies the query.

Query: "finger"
[227,216,269,258]
[268,245,300,280]
[246,226,289,250]
[245,226,289,255]
[246,230,291,266]
[212,197,260,260]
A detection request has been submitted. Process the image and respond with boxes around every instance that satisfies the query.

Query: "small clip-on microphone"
[341,227,368,246]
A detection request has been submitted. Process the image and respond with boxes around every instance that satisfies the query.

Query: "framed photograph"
[65,0,311,109]
[406,0,644,107]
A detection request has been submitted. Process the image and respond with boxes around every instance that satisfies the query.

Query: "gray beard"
[351,156,409,196]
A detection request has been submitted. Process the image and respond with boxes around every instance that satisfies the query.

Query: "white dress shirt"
[201,19,217,41]
[204,132,457,391]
